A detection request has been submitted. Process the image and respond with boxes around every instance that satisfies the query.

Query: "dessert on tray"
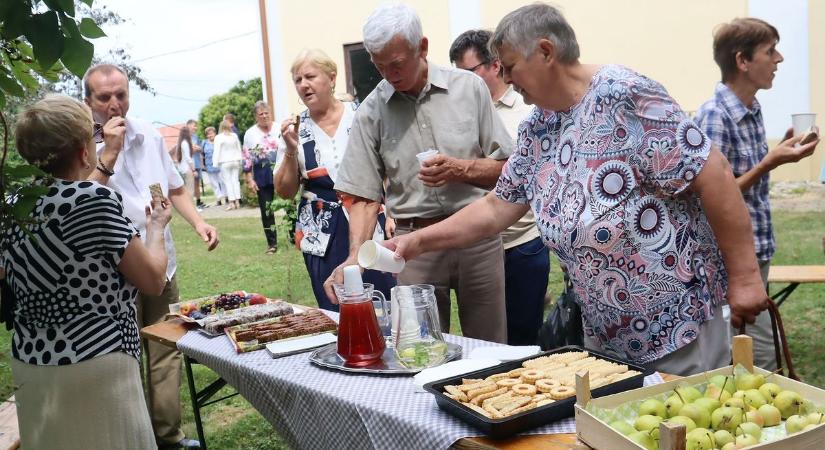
[202,301,294,335]
[225,309,338,353]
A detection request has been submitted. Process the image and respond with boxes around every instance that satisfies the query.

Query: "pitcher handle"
[371,290,389,318]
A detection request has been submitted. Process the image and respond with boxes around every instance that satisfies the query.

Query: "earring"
[84,161,91,169]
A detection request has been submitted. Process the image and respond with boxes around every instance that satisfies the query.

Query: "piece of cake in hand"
[149,183,163,203]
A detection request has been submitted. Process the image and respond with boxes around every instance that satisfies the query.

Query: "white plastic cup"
[416,149,439,167]
[792,113,817,136]
[357,240,406,273]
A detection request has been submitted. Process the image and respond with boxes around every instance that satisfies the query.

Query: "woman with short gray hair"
[388,3,770,376]
[242,100,279,253]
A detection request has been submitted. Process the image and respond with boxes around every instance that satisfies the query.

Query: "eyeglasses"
[464,62,486,73]
[93,122,104,144]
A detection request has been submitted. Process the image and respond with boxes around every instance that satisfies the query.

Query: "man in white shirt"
[85,64,218,450]
[449,30,551,346]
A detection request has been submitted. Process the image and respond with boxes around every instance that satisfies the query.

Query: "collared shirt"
[495,65,727,365]
[494,85,541,249]
[98,117,183,279]
[694,82,773,261]
[336,63,513,218]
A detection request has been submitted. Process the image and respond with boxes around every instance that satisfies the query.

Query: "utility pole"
[258,0,275,112]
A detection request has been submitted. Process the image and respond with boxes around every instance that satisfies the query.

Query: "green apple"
[685,428,715,450]
[665,393,686,418]
[609,420,636,436]
[638,398,667,418]
[734,433,759,447]
[743,389,767,409]
[786,414,810,434]
[667,415,697,432]
[679,403,711,429]
[803,423,821,432]
[711,406,744,433]
[807,412,825,425]
[677,386,703,403]
[774,390,804,419]
[723,397,745,410]
[634,414,663,432]
[693,397,721,415]
[713,429,735,447]
[732,390,746,400]
[735,422,762,440]
[704,384,732,402]
[744,409,764,427]
[758,404,781,426]
[709,375,736,394]
[758,382,782,402]
[721,443,736,450]
[735,372,765,391]
[628,430,657,450]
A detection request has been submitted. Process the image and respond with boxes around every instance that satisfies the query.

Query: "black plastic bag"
[537,272,583,350]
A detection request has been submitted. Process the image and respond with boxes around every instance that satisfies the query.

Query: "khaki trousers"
[137,276,185,446]
[396,229,507,343]
[12,352,157,450]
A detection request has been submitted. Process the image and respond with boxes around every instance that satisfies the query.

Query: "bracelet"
[96,161,115,176]
[284,151,298,159]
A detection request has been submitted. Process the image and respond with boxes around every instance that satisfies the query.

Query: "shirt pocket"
[436,119,479,153]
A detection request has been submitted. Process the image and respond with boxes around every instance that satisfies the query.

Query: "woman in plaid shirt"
[695,18,820,371]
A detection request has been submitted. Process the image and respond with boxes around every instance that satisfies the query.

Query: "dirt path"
[770,181,825,213]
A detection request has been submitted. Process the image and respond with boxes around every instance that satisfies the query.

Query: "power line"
[133,31,257,63]
[153,92,209,102]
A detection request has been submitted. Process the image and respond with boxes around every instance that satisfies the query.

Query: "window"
[343,42,382,103]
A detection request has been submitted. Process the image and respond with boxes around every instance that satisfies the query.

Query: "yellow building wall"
[274,0,454,116]
[271,0,820,180]
[772,0,825,182]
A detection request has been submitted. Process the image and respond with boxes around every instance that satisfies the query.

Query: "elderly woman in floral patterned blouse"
[386,4,769,376]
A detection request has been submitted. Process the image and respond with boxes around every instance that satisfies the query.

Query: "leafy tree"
[198,78,262,135]
[0,0,105,255]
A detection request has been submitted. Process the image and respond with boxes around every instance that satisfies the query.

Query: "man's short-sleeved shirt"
[495,65,727,364]
[99,117,183,280]
[694,82,773,261]
[335,63,513,218]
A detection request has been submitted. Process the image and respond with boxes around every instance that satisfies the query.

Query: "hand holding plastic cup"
[358,240,406,273]
[792,113,817,136]
[416,149,439,167]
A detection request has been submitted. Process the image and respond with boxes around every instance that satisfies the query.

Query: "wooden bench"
[0,397,19,450]
[767,265,825,306]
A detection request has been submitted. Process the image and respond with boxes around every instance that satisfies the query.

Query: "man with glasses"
[327,3,513,343]
[450,29,550,346]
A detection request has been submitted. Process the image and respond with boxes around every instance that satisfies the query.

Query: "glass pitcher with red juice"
[333,282,388,367]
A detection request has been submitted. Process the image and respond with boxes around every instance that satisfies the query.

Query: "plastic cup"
[792,113,817,136]
[357,240,405,273]
[416,149,439,167]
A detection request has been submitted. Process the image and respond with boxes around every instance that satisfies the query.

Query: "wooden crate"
[574,336,825,449]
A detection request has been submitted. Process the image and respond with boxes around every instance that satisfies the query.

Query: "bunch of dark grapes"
[214,293,245,311]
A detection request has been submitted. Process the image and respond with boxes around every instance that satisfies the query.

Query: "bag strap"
[738,299,798,380]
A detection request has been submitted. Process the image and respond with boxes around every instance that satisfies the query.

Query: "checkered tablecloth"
[177,328,664,450]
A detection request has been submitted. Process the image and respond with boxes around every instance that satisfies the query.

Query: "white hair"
[490,3,580,63]
[362,2,423,54]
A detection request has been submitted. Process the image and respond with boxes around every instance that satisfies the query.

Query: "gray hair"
[83,64,128,99]
[362,2,423,54]
[253,100,269,114]
[490,3,580,63]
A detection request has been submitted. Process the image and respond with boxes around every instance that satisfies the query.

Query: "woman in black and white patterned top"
[0,95,171,450]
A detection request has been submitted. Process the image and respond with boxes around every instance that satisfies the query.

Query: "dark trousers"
[257,184,277,247]
[504,237,550,346]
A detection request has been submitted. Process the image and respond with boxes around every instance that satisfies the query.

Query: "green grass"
[1,211,823,449]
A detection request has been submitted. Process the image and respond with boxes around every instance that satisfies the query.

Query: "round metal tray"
[309,342,463,375]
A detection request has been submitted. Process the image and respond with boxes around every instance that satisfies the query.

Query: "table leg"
[770,283,800,307]
[184,355,207,450]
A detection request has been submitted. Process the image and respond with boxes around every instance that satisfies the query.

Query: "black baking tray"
[422,345,649,439]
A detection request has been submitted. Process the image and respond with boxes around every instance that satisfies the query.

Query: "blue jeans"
[504,237,550,345]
